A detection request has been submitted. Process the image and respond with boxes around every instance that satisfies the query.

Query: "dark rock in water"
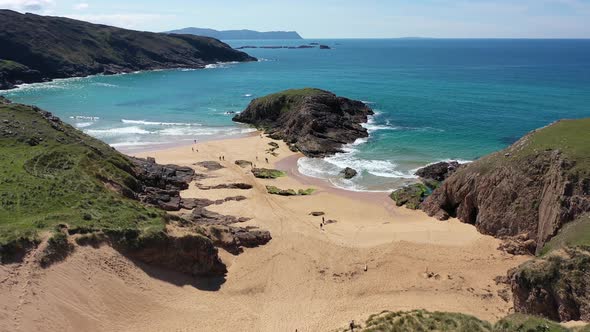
[195,161,224,171]
[235,160,253,168]
[319,45,331,49]
[415,161,461,182]
[390,183,429,210]
[0,10,256,90]
[341,167,358,179]
[233,88,373,157]
[509,246,590,322]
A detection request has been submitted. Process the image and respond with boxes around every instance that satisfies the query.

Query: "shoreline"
[274,153,396,206]
[1,60,259,92]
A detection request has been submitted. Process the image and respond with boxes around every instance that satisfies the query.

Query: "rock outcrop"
[0,10,256,90]
[421,119,590,254]
[129,157,197,211]
[415,161,462,183]
[341,167,358,179]
[233,88,374,157]
[123,232,227,276]
[509,246,590,321]
[390,183,430,210]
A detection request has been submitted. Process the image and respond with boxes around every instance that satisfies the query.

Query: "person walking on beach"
[320,223,323,230]
[265,157,269,163]
[192,147,194,152]
[322,216,325,223]
[349,320,355,332]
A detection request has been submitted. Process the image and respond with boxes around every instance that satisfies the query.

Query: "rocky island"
[233,88,374,157]
[0,10,256,90]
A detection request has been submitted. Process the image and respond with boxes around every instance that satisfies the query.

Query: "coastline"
[127,133,527,329]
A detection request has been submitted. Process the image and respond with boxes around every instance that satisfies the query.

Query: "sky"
[1,0,590,38]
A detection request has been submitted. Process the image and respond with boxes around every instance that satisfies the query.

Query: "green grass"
[541,215,590,255]
[351,310,493,332]
[471,118,590,178]
[495,314,570,332]
[520,119,590,174]
[0,102,166,253]
[0,59,28,72]
[266,186,315,196]
[298,188,316,195]
[337,310,585,332]
[251,88,329,116]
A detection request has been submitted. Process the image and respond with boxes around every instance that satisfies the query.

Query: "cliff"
[0,10,256,90]
[167,27,303,40]
[421,119,590,254]
[232,88,374,157]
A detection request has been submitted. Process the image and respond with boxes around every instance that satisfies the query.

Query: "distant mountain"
[0,10,256,90]
[167,28,303,40]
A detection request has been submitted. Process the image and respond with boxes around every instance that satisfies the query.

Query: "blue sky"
[1,0,590,38]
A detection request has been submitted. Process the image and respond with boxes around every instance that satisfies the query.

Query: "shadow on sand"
[125,255,227,291]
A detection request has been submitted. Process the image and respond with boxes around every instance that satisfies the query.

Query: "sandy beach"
[0,133,529,332]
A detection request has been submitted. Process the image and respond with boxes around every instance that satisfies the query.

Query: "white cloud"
[73,3,89,10]
[66,13,174,30]
[0,0,53,12]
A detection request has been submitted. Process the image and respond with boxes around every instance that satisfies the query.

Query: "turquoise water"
[4,39,590,191]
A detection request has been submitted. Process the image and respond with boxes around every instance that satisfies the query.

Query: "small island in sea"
[1,7,590,332]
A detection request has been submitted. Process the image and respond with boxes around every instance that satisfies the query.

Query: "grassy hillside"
[473,118,590,177]
[0,9,255,89]
[337,310,586,332]
[0,99,165,258]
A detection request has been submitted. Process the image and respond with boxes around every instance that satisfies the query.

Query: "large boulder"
[233,88,374,157]
[341,167,358,179]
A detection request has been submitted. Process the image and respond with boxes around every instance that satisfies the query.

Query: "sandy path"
[0,134,529,332]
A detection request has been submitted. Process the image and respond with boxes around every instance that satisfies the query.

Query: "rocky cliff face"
[0,10,256,89]
[233,88,374,157]
[509,246,590,322]
[422,119,590,254]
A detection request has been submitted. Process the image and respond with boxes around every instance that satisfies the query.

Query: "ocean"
[4,39,590,191]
